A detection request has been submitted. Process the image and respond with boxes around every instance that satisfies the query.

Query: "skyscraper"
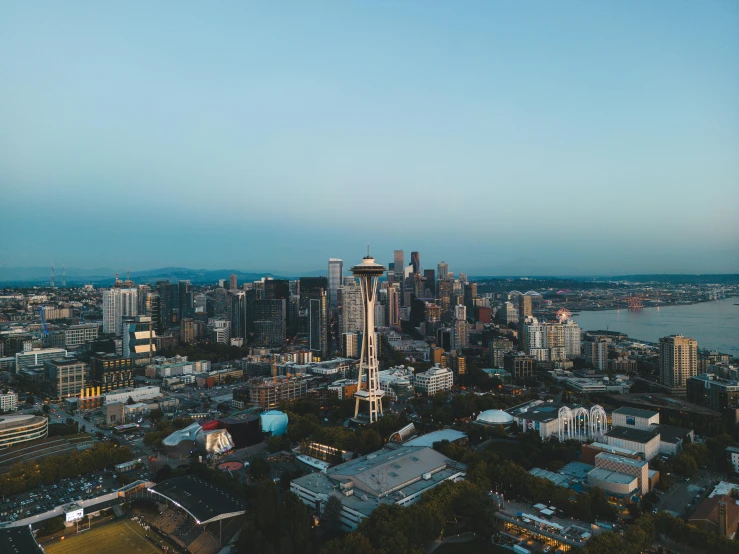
[423,269,435,298]
[659,335,698,394]
[386,284,400,327]
[453,304,468,351]
[563,320,582,358]
[410,251,420,274]
[437,261,449,281]
[584,337,609,371]
[229,273,238,290]
[393,250,404,284]
[300,277,328,359]
[328,258,343,310]
[352,253,386,423]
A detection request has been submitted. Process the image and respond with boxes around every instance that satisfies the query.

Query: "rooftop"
[605,426,660,444]
[529,467,571,487]
[149,475,246,524]
[595,452,648,469]
[517,405,561,423]
[0,526,44,554]
[613,406,659,419]
[0,414,46,432]
[655,424,693,444]
[403,429,467,447]
[587,467,637,485]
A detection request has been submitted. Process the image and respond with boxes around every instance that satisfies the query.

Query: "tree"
[250,458,271,480]
[26,394,35,405]
[126,396,135,405]
[42,404,51,414]
[321,496,344,539]
[155,464,173,483]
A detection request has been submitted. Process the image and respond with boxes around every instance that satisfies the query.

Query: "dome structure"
[476,409,514,426]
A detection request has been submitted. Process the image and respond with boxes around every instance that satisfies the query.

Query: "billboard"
[66,508,84,522]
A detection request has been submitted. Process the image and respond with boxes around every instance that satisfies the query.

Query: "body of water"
[572,296,739,357]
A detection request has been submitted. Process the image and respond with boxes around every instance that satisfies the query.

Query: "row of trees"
[0,442,133,496]
[584,512,739,554]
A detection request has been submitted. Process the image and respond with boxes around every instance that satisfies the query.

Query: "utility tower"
[352,249,386,423]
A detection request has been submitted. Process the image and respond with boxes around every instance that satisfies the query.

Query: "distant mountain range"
[0,266,736,287]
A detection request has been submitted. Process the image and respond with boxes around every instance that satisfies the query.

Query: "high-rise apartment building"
[563,319,582,358]
[90,355,135,393]
[544,322,566,361]
[584,337,609,371]
[518,294,533,320]
[452,304,468,351]
[103,288,138,336]
[660,335,698,394]
[521,316,545,354]
[338,283,363,335]
[328,258,344,310]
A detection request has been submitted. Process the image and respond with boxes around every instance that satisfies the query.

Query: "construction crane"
[39,306,49,336]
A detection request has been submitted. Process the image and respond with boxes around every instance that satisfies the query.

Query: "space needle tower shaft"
[352,249,386,423]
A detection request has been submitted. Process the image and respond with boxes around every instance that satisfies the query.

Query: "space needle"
[352,248,386,423]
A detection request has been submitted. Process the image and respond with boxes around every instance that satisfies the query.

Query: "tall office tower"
[122,315,157,364]
[300,277,329,359]
[584,337,609,371]
[423,269,435,298]
[264,279,290,301]
[144,292,161,331]
[437,262,449,281]
[518,293,533,320]
[338,283,363,335]
[544,321,566,361]
[352,253,386,423]
[156,281,180,327]
[452,304,468,350]
[180,318,196,343]
[231,291,247,341]
[410,251,420,275]
[328,258,344,310]
[102,288,138,336]
[464,282,478,315]
[393,250,404,284]
[212,287,231,318]
[137,285,150,314]
[659,335,698,393]
[438,279,453,312]
[414,273,425,297]
[499,301,519,324]
[229,274,238,290]
[386,284,400,326]
[247,299,286,347]
[458,272,468,284]
[179,280,193,319]
[563,319,582,358]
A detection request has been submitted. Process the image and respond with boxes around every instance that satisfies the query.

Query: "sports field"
[45,519,167,554]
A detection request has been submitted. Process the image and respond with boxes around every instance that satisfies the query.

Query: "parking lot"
[0,470,127,523]
[655,470,715,517]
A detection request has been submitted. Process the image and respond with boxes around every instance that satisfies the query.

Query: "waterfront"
[573,296,739,357]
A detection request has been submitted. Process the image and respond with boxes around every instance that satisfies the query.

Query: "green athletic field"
[44,519,169,554]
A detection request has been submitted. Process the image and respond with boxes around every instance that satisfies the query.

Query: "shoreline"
[571,295,738,314]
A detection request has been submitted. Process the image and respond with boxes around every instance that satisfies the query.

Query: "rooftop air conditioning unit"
[423,472,432,480]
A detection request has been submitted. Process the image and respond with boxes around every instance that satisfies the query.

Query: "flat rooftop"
[588,467,636,485]
[612,406,659,419]
[605,426,660,444]
[595,452,648,468]
[403,429,467,447]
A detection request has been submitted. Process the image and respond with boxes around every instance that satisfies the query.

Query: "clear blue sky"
[1,1,737,275]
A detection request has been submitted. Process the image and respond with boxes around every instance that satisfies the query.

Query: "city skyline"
[2,1,738,274]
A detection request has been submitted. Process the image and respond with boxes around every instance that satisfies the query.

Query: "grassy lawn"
[45,519,169,554]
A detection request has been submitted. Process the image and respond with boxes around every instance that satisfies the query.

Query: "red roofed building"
[689,495,739,537]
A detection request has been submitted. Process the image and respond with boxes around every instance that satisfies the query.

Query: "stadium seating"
[188,531,220,554]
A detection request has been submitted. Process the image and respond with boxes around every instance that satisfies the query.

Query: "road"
[656,470,715,517]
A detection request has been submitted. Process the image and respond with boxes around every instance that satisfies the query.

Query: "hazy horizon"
[2,1,738,274]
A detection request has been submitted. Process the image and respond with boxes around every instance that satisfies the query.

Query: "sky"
[1,1,738,276]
